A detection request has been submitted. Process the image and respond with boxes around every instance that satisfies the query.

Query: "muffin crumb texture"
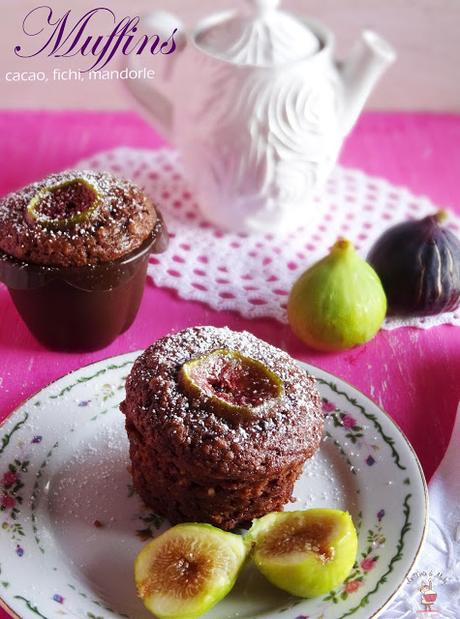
[0,170,158,267]
[121,326,324,530]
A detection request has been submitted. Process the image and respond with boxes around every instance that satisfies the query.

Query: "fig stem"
[331,239,354,253]
[434,209,448,224]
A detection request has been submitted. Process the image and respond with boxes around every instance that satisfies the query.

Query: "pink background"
[1,110,460,618]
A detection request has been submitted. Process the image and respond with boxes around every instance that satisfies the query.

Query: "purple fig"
[368,211,460,316]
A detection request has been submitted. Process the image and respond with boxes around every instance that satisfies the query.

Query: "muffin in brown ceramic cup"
[0,170,168,351]
[120,326,324,530]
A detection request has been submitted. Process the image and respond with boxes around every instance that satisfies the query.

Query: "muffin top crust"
[0,170,160,267]
[121,326,324,479]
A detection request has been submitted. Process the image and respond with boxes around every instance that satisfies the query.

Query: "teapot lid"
[195,0,320,66]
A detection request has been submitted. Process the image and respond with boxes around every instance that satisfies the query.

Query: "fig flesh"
[178,348,283,421]
[288,240,387,351]
[368,211,460,315]
[248,509,358,598]
[135,523,247,619]
[26,178,100,228]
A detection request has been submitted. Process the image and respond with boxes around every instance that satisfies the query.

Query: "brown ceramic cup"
[0,218,168,352]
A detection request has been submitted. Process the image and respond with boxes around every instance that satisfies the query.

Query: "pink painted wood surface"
[1,111,460,619]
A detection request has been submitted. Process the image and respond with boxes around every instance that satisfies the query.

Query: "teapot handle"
[124,11,186,143]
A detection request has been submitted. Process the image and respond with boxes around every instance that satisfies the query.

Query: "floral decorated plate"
[0,352,427,619]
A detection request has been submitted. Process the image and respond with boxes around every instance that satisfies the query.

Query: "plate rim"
[0,351,429,619]
[300,360,429,619]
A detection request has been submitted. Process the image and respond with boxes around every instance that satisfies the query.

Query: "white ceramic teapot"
[126,0,396,233]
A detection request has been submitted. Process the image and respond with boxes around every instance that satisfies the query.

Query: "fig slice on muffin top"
[178,348,284,422]
[26,177,101,228]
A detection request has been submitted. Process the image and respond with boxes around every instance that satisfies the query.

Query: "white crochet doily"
[76,147,460,330]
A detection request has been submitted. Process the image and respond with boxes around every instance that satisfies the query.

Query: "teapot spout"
[340,30,396,135]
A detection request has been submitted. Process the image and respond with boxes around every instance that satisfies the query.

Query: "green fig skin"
[178,349,283,422]
[288,240,387,352]
[248,509,358,598]
[26,178,100,228]
[135,523,248,619]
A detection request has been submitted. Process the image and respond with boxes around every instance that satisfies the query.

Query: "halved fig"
[135,523,247,619]
[248,509,358,598]
[26,178,100,228]
[178,349,283,421]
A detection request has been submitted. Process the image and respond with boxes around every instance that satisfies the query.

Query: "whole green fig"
[288,240,387,351]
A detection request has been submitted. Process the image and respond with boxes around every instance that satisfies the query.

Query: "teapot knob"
[245,0,281,13]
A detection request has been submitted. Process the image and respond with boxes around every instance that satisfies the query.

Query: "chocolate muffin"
[121,326,324,530]
[0,170,168,350]
[0,170,160,267]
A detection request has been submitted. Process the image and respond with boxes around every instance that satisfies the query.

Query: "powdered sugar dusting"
[122,326,324,475]
[0,169,159,267]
